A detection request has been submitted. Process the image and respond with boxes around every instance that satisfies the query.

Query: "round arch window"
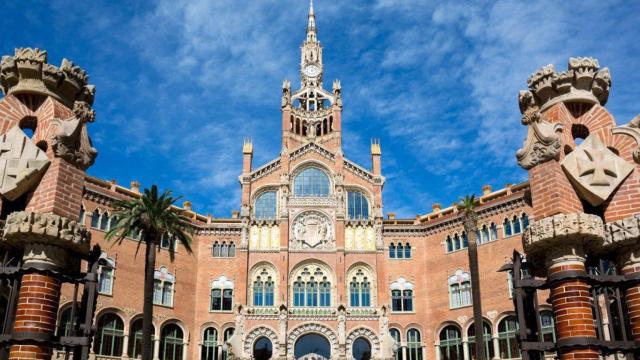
[293,167,330,197]
[352,337,372,360]
[253,337,273,360]
[294,333,331,359]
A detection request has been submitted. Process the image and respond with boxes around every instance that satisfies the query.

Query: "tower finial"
[307,0,316,41]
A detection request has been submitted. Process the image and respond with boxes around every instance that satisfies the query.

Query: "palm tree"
[460,195,485,360]
[105,185,193,360]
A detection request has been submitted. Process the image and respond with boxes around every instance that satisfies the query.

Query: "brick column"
[547,255,599,360]
[9,272,62,360]
[618,251,640,341]
[524,213,604,360]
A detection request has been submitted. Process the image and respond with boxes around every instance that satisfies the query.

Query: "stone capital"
[2,211,91,261]
[600,214,640,271]
[523,213,604,273]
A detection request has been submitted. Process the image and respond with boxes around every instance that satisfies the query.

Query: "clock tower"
[281,0,343,152]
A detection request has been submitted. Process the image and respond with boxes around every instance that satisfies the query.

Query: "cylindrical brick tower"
[0,48,97,359]
[515,57,640,359]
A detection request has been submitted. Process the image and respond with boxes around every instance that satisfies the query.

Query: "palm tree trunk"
[464,212,485,360]
[142,240,157,360]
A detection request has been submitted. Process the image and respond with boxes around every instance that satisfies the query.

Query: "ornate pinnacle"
[518,56,611,115]
[0,48,95,108]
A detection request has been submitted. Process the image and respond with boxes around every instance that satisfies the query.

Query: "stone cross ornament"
[561,134,634,206]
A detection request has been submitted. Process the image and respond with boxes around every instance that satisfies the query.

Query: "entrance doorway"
[294,333,331,359]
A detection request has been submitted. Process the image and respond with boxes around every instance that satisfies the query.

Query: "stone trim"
[3,211,90,256]
[346,327,381,357]
[286,323,339,360]
[244,326,278,355]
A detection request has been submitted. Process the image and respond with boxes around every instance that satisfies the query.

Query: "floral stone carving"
[523,213,604,271]
[561,134,633,206]
[290,211,335,250]
[603,214,640,249]
[3,211,91,256]
[0,126,50,201]
[515,105,564,170]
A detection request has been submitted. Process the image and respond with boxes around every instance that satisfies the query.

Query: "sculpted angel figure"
[294,220,306,241]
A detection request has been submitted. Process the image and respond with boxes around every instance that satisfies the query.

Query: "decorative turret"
[282,0,343,152]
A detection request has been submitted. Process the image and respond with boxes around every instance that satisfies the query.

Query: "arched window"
[228,243,236,257]
[129,318,155,359]
[211,276,234,311]
[253,337,273,360]
[293,167,330,197]
[439,326,462,360]
[521,213,529,230]
[98,254,116,295]
[57,307,75,337]
[407,329,422,360]
[347,191,369,220]
[462,232,468,248]
[93,313,124,356]
[449,270,472,309]
[252,266,276,307]
[389,328,403,360]
[222,328,234,360]
[221,242,229,257]
[396,243,404,259]
[540,311,556,342]
[291,264,332,307]
[490,223,498,241]
[153,267,175,307]
[91,209,101,228]
[202,327,218,360]
[512,215,522,235]
[390,277,414,312]
[404,243,411,258]
[503,218,512,237]
[389,243,396,258]
[213,242,221,257]
[108,215,119,231]
[353,337,372,360]
[99,211,109,231]
[78,206,85,225]
[349,267,372,307]
[453,234,461,251]
[446,236,453,253]
[160,324,184,360]
[498,316,521,359]
[254,191,277,220]
[480,225,489,244]
[467,322,494,359]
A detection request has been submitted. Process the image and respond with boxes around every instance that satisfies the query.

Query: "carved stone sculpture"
[519,57,612,115]
[0,126,50,200]
[515,105,564,170]
[290,211,335,250]
[52,108,98,170]
[3,211,90,254]
[1,48,95,109]
[523,213,605,271]
[561,134,633,206]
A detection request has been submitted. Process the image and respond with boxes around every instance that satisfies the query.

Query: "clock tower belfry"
[281,0,342,152]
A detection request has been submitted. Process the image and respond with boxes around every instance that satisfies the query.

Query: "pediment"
[289,141,336,162]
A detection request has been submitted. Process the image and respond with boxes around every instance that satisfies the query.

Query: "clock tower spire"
[281,0,343,151]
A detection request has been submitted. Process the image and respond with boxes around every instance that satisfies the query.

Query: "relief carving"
[3,211,90,256]
[515,105,564,170]
[290,211,335,250]
[52,99,98,170]
[0,126,50,201]
[561,134,633,206]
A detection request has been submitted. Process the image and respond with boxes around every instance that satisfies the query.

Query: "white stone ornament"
[561,134,634,206]
[0,126,50,201]
[290,211,335,250]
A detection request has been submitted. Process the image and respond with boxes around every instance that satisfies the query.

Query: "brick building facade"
[34,3,542,360]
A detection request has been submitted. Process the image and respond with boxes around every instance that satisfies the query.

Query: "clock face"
[304,65,320,77]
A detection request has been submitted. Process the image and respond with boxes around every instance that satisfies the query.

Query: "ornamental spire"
[307,0,317,42]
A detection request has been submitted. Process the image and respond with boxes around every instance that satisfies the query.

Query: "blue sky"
[2,0,638,218]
